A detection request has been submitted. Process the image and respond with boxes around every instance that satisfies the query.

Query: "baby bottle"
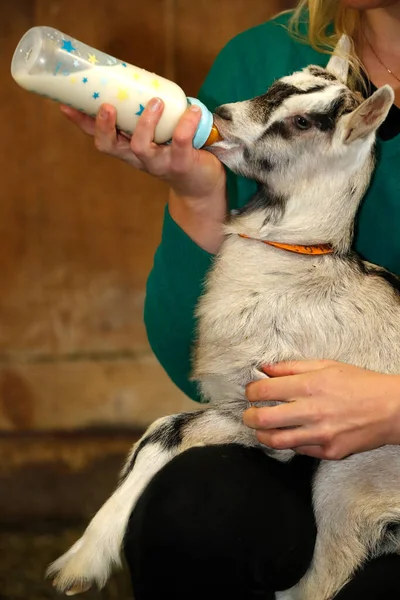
[11,26,222,148]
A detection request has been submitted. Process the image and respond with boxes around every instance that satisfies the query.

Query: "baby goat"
[48,37,400,600]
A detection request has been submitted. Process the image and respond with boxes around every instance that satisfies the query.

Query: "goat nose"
[215,105,232,121]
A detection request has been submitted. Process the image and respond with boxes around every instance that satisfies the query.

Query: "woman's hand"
[61,99,227,253]
[243,360,400,460]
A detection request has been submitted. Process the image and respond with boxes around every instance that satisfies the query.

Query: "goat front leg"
[47,408,256,595]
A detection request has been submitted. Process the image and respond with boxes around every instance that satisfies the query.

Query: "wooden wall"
[1,0,294,433]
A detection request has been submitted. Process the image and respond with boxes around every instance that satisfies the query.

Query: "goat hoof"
[51,578,91,596]
[65,582,92,595]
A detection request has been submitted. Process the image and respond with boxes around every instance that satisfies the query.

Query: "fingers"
[295,444,350,460]
[262,360,336,377]
[255,426,324,451]
[61,98,200,176]
[129,99,201,176]
[247,360,341,403]
[246,373,309,403]
[130,98,164,162]
[170,105,202,173]
[243,401,316,430]
[295,445,328,459]
[243,403,344,457]
[61,103,136,161]
[93,104,119,151]
[93,104,143,166]
[60,105,96,136]
[252,419,340,453]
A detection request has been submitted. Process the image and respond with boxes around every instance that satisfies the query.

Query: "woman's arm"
[243,360,400,459]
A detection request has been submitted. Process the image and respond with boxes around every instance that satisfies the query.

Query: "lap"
[123,443,400,599]
[124,444,317,599]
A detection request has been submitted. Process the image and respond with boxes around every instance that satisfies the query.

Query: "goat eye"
[294,116,312,130]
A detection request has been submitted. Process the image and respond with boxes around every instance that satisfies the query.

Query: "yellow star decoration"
[88,53,99,65]
[70,76,77,84]
[132,72,141,81]
[117,88,129,101]
[152,79,161,90]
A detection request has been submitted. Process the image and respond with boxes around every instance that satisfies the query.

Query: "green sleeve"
[144,206,212,401]
[144,36,249,402]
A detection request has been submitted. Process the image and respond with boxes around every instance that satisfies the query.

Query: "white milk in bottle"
[11,26,221,147]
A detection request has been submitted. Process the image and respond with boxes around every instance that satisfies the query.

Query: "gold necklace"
[363,29,400,85]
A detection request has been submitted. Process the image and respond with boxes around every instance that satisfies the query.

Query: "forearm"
[385,374,400,445]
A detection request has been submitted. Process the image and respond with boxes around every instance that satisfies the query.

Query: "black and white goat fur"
[48,37,400,600]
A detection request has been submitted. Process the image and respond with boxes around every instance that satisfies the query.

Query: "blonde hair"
[288,1,366,91]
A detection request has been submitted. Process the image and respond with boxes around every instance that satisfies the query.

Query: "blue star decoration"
[61,40,76,53]
[93,92,100,100]
[121,62,127,67]
[82,77,88,83]
[135,104,145,116]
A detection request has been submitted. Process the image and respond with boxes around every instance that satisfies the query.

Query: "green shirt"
[144,12,400,402]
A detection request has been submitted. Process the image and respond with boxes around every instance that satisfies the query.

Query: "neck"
[226,160,372,254]
[363,6,400,55]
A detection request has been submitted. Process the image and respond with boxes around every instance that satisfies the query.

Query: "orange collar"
[238,234,334,255]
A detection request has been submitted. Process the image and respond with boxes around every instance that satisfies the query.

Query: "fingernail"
[99,107,108,120]
[149,98,162,112]
[190,104,201,113]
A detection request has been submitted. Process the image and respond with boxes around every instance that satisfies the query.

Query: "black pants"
[124,445,400,599]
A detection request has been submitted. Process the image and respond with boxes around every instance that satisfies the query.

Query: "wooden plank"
[0,355,193,431]
[2,0,172,359]
[0,431,137,522]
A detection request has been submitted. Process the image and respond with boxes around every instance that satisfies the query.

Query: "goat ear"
[342,85,394,144]
[326,35,351,83]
